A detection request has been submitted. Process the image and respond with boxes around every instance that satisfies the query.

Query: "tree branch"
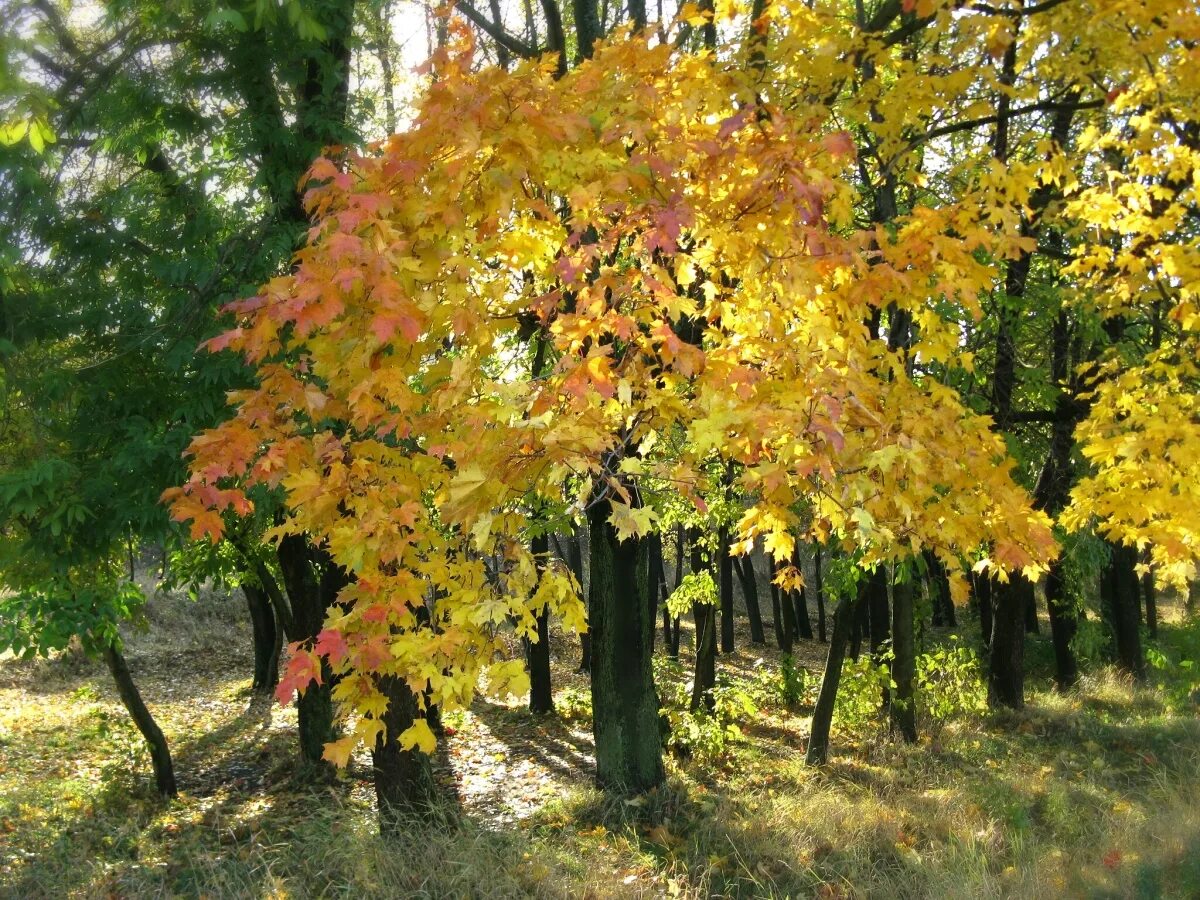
[455,0,539,58]
[916,97,1104,148]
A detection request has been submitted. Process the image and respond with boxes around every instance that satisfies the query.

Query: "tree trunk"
[792,548,812,641]
[244,583,281,693]
[774,558,795,654]
[975,573,993,650]
[277,534,343,767]
[733,554,765,645]
[867,566,890,654]
[1105,542,1145,682]
[104,641,177,798]
[690,602,717,712]
[770,579,789,652]
[668,525,685,655]
[987,577,1027,709]
[527,533,554,714]
[1024,585,1040,634]
[373,675,437,836]
[805,592,857,766]
[1140,550,1158,639]
[648,533,664,653]
[1044,559,1078,690]
[718,526,735,653]
[561,528,591,674]
[588,502,665,793]
[889,572,917,743]
[794,585,814,640]
[925,551,955,628]
[848,592,867,661]
[814,544,827,642]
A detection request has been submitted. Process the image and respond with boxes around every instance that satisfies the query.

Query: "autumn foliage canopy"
[166,0,1198,764]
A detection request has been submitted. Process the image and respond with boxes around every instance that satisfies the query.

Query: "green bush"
[916,637,987,738]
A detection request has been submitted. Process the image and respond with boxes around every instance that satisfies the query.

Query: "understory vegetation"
[3,587,1198,898]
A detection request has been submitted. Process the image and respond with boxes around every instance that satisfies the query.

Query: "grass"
[2,586,1199,898]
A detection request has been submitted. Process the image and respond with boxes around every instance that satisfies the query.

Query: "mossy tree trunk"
[1104,542,1145,682]
[988,577,1028,709]
[373,674,438,836]
[587,500,665,794]
[1044,558,1078,690]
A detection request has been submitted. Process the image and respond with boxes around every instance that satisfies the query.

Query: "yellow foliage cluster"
[165,0,1200,758]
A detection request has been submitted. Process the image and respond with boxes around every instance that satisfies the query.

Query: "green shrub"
[916,637,987,738]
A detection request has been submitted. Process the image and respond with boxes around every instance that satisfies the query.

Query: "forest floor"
[2,587,1200,899]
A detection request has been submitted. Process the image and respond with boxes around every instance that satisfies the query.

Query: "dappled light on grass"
[3,591,1200,897]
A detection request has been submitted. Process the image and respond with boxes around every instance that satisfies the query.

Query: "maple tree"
[170,8,1058,802]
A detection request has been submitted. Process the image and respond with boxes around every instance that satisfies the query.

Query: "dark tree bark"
[718,525,735,653]
[733,553,766,645]
[925,551,955,628]
[975,573,993,650]
[527,535,554,714]
[243,582,281,693]
[588,500,664,794]
[805,592,857,766]
[1140,550,1158,639]
[814,544,827,642]
[794,585,814,640]
[690,603,717,712]
[867,566,890,654]
[1104,542,1146,682]
[770,578,788,652]
[793,546,814,641]
[277,534,347,767]
[689,529,716,710]
[572,0,602,61]
[1024,586,1040,634]
[648,532,670,653]
[104,641,177,798]
[988,577,1028,709]
[889,574,917,743]
[982,25,1029,709]
[774,557,796,654]
[669,524,684,656]
[848,591,868,661]
[373,675,438,835]
[559,527,591,673]
[1044,558,1078,690]
[983,89,1080,701]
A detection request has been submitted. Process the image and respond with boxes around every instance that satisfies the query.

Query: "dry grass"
[2,585,1199,898]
